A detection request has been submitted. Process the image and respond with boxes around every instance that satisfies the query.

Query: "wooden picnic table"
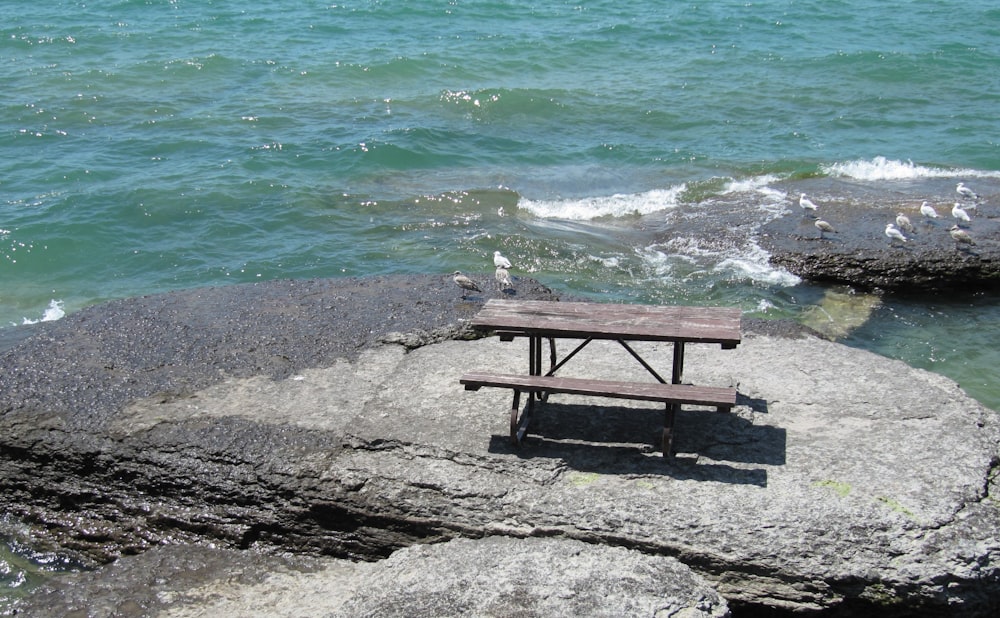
[461,299,742,456]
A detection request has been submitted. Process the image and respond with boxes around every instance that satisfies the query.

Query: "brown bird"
[815,219,837,238]
[949,225,976,248]
[495,266,513,290]
[453,271,482,298]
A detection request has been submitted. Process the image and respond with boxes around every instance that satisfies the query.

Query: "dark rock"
[760,204,1000,291]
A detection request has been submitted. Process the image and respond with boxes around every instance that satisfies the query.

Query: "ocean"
[2,0,1000,603]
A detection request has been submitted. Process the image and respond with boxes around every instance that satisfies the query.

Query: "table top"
[468,299,742,346]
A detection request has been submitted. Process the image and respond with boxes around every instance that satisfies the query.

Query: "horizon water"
[2,0,1000,604]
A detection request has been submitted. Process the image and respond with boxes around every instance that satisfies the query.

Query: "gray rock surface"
[2,275,999,616]
[19,539,729,618]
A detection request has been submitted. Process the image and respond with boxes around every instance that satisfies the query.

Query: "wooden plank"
[460,372,736,408]
[468,300,741,345]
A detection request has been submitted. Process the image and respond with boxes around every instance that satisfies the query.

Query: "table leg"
[660,341,686,457]
[672,341,685,385]
[510,389,533,446]
[529,335,541,376]
[662,404,676,457]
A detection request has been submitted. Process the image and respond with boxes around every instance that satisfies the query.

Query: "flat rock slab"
[760,203,1000,290]
[2,276,999,616]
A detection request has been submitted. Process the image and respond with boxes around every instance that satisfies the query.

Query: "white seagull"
[951,202,971,223]
[495,266,513,289]
[453,271,482,298]
[815,219,837,238]
[949,225,976,247]
[895,213,915,234]
[957,182,979,201]
[493,250,512,269]
[885,223,907,244]
[799,193,819,215]
[919,201,940,219]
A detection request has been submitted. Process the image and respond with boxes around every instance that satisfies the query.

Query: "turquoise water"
[3,0,998,421]
[3,0,998,416]
[2,0,1000,601]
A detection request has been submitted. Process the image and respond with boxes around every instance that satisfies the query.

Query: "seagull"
[919,201,940,219]
[453,271,482,298]
[895,213,915,234]
[885,223,907,244]
[495,266,513,289]
[952,202,971,224]
[493,250,512,269]
[949,225,976,247]
[957,182,979,201]
[799,193,819,216]
[815,219,837,238]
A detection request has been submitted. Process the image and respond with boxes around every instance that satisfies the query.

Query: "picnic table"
[460,299,742,457]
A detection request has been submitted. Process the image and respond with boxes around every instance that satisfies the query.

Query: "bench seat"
[460,372,735,407]
[460,371,736,456]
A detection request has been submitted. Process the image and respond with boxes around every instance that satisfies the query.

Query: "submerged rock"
[798,286,882,339]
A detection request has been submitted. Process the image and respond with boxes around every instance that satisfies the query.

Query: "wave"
[20,300,65,326]
[518,185,687,220]
[821,156,1000,181]
[517,171,791,222]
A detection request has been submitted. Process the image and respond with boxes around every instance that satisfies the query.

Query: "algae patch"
[567,472,601,487]
[813,479,851,497]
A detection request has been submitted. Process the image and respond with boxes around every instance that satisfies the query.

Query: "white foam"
[586,254,622,269]
[715,255,802,287]
[21,300,65,325]
[642,237,801,288]
[714,175,790,219]
[756,299,776,313]
[518,185,686,220]
[822,156,1000,181]
[720,174,785,197]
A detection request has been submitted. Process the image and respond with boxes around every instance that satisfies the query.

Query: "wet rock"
[797,286,882,339]
[760,203,1000,291]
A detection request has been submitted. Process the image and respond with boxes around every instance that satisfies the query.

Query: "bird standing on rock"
[885,223,907,245]
[453,271,482,298]
[815,219,837,239]
[957,182,980,201]
[799,193,819,216]
[493,251,512,269]
[895,213,915,234]
[949,225,976,248]
[920,201,940,220]
[495,266,513,290]
[952,203,972,224]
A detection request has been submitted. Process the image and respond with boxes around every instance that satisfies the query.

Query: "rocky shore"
[760,201,1000,291]
[2,274,999,616]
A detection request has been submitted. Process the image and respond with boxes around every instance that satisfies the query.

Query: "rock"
[798,286,882,339]
[17,539,730,618]
[760,203,1000,291]
[337,537,729,618]
[2,275,999,616]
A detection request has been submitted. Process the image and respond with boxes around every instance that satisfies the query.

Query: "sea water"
[2,0,999,602]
